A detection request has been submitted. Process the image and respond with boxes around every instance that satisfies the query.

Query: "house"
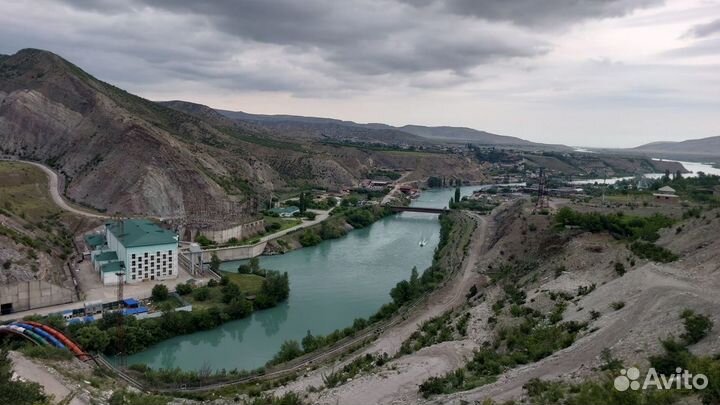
[653,185,679,203]
[89,219,179,285]
[269,206,300,218]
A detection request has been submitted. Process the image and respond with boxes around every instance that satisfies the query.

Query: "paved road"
[0,158,109,219]
[257,209,330,244]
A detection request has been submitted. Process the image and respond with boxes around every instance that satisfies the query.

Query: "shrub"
[680,309,713,345]
[610,301,625,310]
[175,283,192,296]
[193,287,210,301]
[151,284,169,302]
[269,340,303,365]
[614,262,626,276]
[299,229,322,247]
[629,241,678,263]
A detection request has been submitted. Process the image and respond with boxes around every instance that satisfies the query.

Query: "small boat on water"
[419,238,427,247]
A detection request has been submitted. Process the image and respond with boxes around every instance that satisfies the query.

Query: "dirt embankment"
[434,206,720,404]
[273,210,487,404]
[274,201,720,405]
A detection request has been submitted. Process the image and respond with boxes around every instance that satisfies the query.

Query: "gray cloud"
[405,0,664,27]
[59,0,546,76]
[684,18,720,38]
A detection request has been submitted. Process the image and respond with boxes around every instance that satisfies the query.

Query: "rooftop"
[658,186,676,193]
[100,261,125,274]
[94,251,118,262]
[107,219,178,248]
[269,206,300,214]
[84,234,106,249]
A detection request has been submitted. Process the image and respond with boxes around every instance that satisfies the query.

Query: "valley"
[1,46,720,405]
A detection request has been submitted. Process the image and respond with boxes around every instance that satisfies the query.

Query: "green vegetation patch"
[555,207,674,242]
[0,162,60,218]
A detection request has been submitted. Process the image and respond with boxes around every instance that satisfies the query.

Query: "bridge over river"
[386,205,449,214]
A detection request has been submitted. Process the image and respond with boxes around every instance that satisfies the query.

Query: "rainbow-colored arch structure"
[0,321,89,360]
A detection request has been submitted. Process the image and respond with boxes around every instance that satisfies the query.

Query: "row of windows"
[131,250,173,259]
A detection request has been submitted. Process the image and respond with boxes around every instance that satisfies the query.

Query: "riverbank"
[118,209,481,392]
[118,187,476,372]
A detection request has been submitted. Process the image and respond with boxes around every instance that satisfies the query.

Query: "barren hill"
[0,49,488,220]
[633,135,720,157]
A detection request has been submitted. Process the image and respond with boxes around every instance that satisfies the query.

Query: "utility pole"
[534,167,549,212]
[115,270,126,368]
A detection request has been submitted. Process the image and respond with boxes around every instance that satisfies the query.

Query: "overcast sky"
[1,0,719,147]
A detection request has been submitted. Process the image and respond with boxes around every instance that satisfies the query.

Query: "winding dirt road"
[0,158,109,219]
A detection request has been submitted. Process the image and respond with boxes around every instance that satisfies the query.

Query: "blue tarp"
[122,306,148,316]
[122,298,140,308]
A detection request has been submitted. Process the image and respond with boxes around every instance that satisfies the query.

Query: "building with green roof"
[90,219,179,285]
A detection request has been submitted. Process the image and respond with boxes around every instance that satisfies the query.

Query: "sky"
[1,0,719,148]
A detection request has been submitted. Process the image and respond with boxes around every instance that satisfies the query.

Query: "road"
[257,209,331,244]
[0,157,109,219]
[9,351,89,405]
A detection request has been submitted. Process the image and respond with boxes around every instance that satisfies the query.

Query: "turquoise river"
[124,186,476,371]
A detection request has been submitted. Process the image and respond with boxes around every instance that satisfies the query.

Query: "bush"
[175,283,192,296]
[629,241,678,263]
[680,309,713,345]
[610,301,625,310]
[269,340,303,365]
[193,287,211,301]
[74,325,110,353]
[555,207,673,241]
[151,284,169,302]
[614,262,626,276]
[299,229,322,247]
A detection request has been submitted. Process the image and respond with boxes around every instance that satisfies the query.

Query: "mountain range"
[212,107,543,146]
[632,136,720,157]
[0,49,489,221]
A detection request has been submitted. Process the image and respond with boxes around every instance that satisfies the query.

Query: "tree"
[301,330,318,352]
[390,280,413,306]
[226,297,252,319]
[209,253,221,273]
[219,274,230,286]
[271,340,303,364]
[75,325,110,353]
[221,281,242,304]
[299,229,322,247]
[409,266,419,291]
[256,271,290,309]
[193,287,210,301]
[248,257,260,273]
[151,284,169,302]
[175,283,192,295]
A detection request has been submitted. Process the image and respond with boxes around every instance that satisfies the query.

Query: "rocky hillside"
[0,49,488,221]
